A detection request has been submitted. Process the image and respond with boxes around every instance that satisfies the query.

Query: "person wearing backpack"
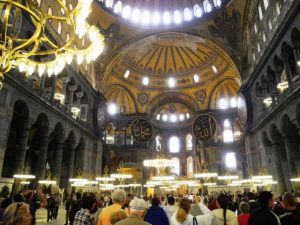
[171,197,213,225]
[69,192,83,225]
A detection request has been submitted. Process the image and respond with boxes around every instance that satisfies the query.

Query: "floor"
[36,207,66,225]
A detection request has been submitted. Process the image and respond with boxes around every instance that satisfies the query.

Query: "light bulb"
[77,53,84,65]
[38,64,46,76]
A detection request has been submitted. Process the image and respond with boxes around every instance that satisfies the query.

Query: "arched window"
[156,135,162,152]
[187,157,193,177]
[171,157,180,175]
[258,4,263,20]
[225,152,237,170]
[203,0,212,13]
[263,0,269,10]
[268,20,273,30]
[48,7,52,15]
[58,22,62,34]
[169,136,180,153]
[223,119,233,143]
[254,23,258,33]
[186,133,193,151]
[276,2,280,15]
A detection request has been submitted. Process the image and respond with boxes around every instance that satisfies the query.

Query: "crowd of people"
[0,186,300,225]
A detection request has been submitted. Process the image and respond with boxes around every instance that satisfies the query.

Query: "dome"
[97,0,230,28]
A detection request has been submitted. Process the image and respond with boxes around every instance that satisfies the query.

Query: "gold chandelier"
[0,0,104,89]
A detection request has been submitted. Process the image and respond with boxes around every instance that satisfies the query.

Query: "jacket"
[144,205,170,225]
[279,209,300,225]
[115,214,151,225]
[171,203,213,225]
[212,208,238,225]
[248,208,280,225]
[164,205,177,224]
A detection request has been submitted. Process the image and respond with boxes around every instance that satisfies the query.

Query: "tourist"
[115,197,150,225]
[246,193,258,214]
[69,192,83,225]
[171,197,213,225]
[248,191,280,225]
[2,202,32,225]
[212,193,238,225]
[164,196,177,223]
[23,191,36,225]
[144,196,169,225]
[279,192,300,225]
[98,189,126,225]
[191,196,203,216]
[52,193,60,220]
[109,209,127,225]
[46,193,55,222]
[74,196,97,225]
[208,193,218,211]
[65,194,74,225]
[237,202,250,225]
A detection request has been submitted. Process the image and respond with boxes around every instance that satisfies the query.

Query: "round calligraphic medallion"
[131,118,153,143]
[193,114,217,141]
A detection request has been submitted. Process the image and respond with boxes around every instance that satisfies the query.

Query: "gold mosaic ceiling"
[102,32,241,113]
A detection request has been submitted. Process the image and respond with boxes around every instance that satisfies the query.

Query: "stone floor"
[36,207,66,225]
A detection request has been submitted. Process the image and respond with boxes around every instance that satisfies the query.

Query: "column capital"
[76,91,84,98]
[61,77,70,84]
[69,85,77,92]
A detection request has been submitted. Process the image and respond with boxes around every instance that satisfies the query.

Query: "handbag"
[193,217,198,225]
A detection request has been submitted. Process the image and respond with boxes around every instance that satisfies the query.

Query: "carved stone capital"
[69,85,77,92]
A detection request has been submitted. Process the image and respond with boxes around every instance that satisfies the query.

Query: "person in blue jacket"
[144,196,170,225]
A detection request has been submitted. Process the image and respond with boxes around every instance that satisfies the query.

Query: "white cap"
[129,197,148,211]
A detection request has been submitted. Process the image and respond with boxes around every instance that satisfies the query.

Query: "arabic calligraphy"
[131,119,153,142]
[193,114,216,141]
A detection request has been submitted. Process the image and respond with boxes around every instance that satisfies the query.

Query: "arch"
[147,91,199,115]
[261,131,271,147]
[186,133,193,151]
[296,103,300,127]
[281,42,297,77]
[2,100,30,178]
[280,114,297,138]
[187,156,193,178]
[171,157,180,176]
[255,82,263,97]
[104,83,137,114]
[273,55,284,72]
[291,28,300,45]
[208,78,240,109]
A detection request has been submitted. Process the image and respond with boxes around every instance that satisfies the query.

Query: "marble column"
[270,141,286,193]
[11,126,30,195]
[68,85,77,111]
[282,135,298,179]
[66,142,76,195]
[52,140,64,186]
[50,76,57,102]
[35,129,49,182]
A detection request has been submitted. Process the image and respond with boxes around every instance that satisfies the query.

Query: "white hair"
[111,189,126,203]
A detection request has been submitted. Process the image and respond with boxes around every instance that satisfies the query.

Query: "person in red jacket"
[237,202,250,225]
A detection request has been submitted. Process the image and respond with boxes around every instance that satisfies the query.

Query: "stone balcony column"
[50,76,58,102]
[282,135,298,179]
[68,85,77,111]
[66,142,76,196]
[39,74,46,93]
[76,92,83,106]
[61,77,70,105]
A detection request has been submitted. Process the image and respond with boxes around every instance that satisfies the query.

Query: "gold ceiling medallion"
[131,118,153,142]
[193,114,216,141]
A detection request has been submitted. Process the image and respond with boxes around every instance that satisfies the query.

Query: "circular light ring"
[128,183,142,187]
[110,174,133,179]
[203,182,216,186]
[152,176,175,181]
[96,177,116,181]
[20,181,30,184]
[143,159,174,168]
[194,173,218,178]
[69,178,88,182]
[252,175,272,180]
[291,178,300,182]
[217,175,239,180]
[98,0,228,27]
[13,174,36,179]
[38,180,57,184]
